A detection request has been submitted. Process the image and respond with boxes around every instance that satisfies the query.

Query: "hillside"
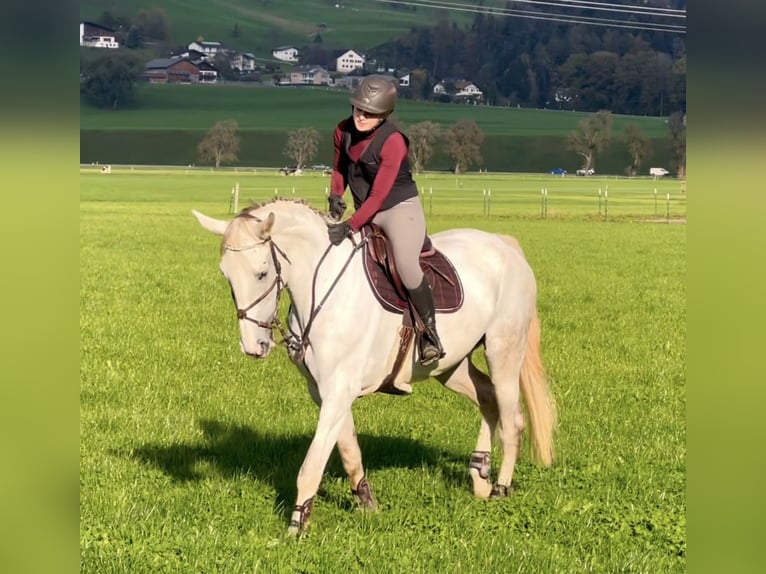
[80,84,674,172]
[79,0,467,61]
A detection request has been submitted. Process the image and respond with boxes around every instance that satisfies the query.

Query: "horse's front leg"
[289,388,356,535]
[304,379,377,512]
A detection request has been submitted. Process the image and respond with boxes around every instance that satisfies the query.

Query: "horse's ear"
[262,212,275,238]
[192,209,229,236]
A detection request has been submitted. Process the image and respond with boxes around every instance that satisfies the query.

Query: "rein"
[227,233,368,360]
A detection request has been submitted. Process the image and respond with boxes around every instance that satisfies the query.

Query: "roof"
[273,46,297,51]
[145,58,196,70]
[81,21,115,33]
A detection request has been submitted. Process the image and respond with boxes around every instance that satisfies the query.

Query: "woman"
[326,74,444,367]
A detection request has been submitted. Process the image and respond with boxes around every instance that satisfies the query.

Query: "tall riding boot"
[409,277,445,367]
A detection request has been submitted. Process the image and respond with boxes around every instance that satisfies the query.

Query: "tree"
[197,120,240,168]
[406,121,441,173]
[667,111,686,179]
[567,110,613,172]
[443,119,484,174]
[284,128,321,168]
[80,50,143,110]
[621,124,652,176]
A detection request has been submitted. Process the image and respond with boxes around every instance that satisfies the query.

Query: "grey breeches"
[371,197,426,290]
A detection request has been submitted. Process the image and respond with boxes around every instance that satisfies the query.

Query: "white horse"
[193,198,556,535]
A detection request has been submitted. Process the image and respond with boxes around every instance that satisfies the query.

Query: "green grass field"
[80,169,685,572]
[81,84,671,138]
[79,0,473,59]
[80,85,676,171]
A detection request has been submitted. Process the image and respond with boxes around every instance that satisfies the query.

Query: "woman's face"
[352,106,386,132]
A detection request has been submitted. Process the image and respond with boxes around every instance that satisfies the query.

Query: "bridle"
[224,238,292,340]
[224,230,369,361]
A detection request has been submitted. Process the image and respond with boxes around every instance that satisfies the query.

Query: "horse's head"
[193,208,283,359]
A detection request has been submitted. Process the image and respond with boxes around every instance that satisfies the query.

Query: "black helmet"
[350,75,397,116]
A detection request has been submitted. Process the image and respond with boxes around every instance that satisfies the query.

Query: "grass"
[80,83,672,138]
[79,0,473,59]
[80,169,685,572]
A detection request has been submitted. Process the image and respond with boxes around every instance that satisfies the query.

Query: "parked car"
[311,164,331,171]
[649,167,669,178]
[576,168,595,176]
[550,168,567,176]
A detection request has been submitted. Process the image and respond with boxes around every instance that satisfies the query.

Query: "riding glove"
[328,194,346,221]
[327,220,352,245]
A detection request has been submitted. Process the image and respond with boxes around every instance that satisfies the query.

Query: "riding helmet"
[350,75,397,116]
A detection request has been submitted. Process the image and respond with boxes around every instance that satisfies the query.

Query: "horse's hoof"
[490,483,512,499]
[352,475,378,511]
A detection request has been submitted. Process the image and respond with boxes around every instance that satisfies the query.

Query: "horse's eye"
[256,271,267,281]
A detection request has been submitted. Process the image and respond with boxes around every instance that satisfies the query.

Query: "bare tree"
[406,121,441,173]
[197,120,240,168]
[284,128,321,168]
[621,124,652,176]
[567,110,613,172]
[443,119,484,174]
[667,111,686,179]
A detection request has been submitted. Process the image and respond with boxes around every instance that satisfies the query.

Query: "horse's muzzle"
[241,339,274,359]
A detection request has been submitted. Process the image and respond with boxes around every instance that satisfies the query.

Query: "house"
[174,48,208,63]
[187,41,223,57]
[398,73,410,87]
[142,58,204,84]
[229,52,256,73]
[272,46,299,62]
[335,49,365,74]
[454,81,483,99]
[433,79,483,100]
[79,21,119,49]
[197,61,220,83]
[288,65,332,86]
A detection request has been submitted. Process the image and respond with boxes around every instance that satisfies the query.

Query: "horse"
[192,198,556,535]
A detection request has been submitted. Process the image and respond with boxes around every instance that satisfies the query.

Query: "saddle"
[361,225,464,314]
[360,224,464,395]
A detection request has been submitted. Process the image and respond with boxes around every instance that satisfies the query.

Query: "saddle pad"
[361,228,464,315]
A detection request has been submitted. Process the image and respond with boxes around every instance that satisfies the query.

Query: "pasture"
[80,169,685,572]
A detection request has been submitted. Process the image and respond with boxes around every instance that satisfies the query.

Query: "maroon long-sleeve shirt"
[330,121,409,231]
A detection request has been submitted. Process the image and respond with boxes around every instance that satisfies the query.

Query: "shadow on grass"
[127,418,466,520]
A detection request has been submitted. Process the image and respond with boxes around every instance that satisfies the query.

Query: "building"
[79,21,119,49]
[335,49,365,74]
[287,66,332,86]
[187,41,223,57]
[272,46,300,62]
[142,58,205,84]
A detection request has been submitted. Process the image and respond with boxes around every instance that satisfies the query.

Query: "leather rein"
[225,233,368,361]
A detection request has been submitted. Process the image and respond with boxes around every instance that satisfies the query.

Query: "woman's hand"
[328,195,346,221]
[327,220,352,245]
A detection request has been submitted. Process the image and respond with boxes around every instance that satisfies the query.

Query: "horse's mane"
[222,197,326,252]
[236,197,325,219]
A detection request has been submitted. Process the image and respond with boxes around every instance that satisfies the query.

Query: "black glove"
[328,194,346,221]
[327,220,352,246]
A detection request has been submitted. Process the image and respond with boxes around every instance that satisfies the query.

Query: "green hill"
[80,84,673,173]
[79,0,469,61]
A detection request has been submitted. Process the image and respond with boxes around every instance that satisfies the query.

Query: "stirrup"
[419,341,444,366]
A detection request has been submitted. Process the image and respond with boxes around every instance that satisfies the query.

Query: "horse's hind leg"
[484,330,526,497]
[437,357,499,499]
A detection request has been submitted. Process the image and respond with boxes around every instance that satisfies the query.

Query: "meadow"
[79,0,475,60]
[80,169,685,573]
[80,84,675,172]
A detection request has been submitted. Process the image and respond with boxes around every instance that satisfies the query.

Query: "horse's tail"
[520,308,556,466]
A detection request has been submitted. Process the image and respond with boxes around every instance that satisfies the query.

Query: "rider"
[326,74,445,367]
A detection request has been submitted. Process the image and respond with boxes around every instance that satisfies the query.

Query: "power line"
[374,0,686,33]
